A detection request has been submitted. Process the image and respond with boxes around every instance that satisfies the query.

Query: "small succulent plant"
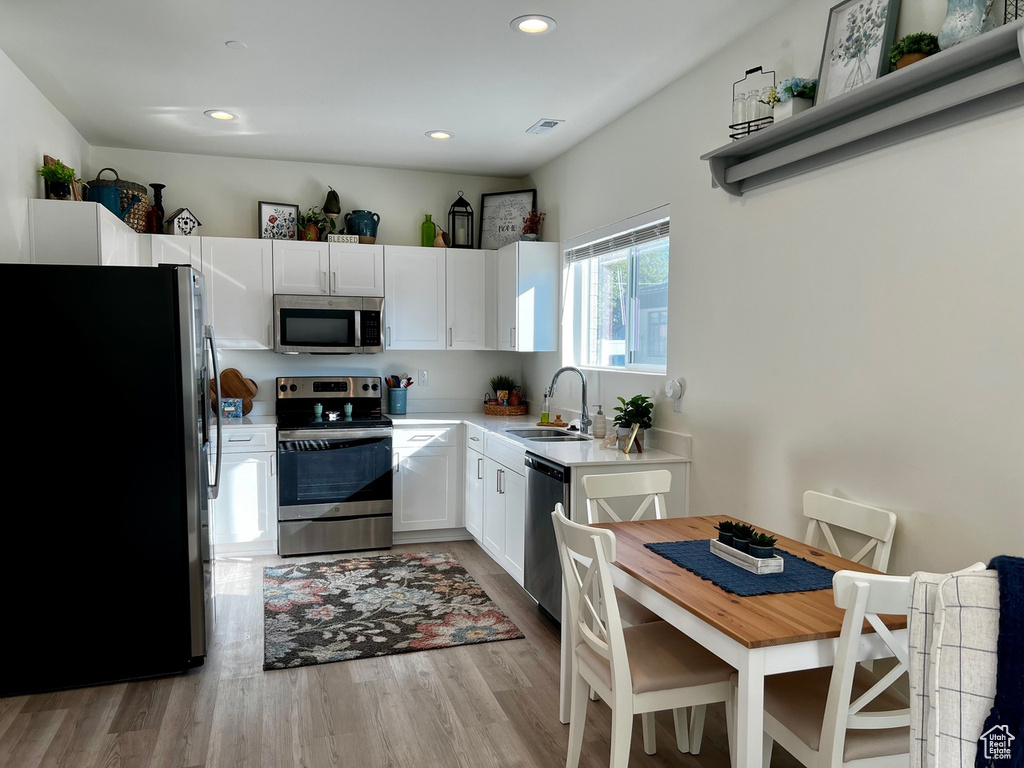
[732,523,756,540]
[750,532,777,547]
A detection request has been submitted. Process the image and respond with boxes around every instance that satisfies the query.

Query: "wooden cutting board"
[209,368,258,415]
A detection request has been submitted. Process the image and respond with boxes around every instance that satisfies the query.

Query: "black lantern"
[448,190,474,248]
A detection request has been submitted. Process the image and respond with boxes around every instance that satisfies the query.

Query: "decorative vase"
[520,233,539,241]
[732,537,751,554]
[147,183,166,234]
[939,0,997,49]
[717,531,734,547]
[344,210,380,240]
[301,223,320,241]
[421,214,435,247]
[749,544,775,559]
[773,97,812,122]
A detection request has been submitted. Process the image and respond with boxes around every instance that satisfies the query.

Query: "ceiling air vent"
[526,118,565,135]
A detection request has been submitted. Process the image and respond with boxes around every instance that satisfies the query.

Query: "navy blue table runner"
[644,539,836,597]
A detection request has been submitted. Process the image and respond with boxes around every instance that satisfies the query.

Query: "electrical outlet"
[418,369,428,387]
[673,399,682,413]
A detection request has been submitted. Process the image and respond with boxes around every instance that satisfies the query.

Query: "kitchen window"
[563,206,669,372]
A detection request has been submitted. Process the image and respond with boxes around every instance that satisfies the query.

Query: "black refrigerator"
[0,263,221,697]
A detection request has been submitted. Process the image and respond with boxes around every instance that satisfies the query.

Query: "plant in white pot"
[612,394,653,453]
[768,77,818,122]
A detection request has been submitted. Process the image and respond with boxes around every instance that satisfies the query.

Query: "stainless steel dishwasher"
[524,452,571,621]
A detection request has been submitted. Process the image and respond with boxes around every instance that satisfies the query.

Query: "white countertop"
[390,411,690,468]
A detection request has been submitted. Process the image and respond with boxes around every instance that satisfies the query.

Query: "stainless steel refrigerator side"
[178,267,210,662]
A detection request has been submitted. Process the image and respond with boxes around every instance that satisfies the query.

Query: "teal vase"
[421,214,435,247]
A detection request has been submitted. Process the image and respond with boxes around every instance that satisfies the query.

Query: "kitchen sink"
[528,435,592,442]
[506,428,576,438]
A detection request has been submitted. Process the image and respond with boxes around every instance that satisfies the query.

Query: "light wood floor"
[0,540,802,768]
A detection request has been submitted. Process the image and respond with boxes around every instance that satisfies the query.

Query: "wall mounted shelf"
[701,20,1024,196]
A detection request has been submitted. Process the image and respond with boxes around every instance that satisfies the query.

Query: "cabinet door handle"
[448,327,453,347]
[330,271,337,294]
[496,469,502,493]
[321,271,328,294]
[386,326,392,347]
[469,435,480,442]
[509,327,516,348]
[499,468,506,494]
[393,453,399,474]
[477,457,483,480]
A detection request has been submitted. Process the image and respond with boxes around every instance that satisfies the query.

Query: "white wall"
[527,0,1024,573]
[87,146,524,245]
[0,48,89,261]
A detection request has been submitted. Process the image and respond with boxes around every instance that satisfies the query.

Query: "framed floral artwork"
[478,189,537,249]
[258,201,299,240]
[815,0,901,106]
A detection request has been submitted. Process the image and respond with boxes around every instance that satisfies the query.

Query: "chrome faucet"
[548,366,591,435]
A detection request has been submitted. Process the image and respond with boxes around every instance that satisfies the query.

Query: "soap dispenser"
[591,405,606,439]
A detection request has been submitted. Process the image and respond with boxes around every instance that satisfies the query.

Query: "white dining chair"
[552,504,735,767]
[760,569,912,768]
[582,470,672,524]
[803,491,898,573]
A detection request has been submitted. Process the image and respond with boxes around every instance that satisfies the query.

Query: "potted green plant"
[37,159,81,200]
[521,209,545,241]
[612,394,654,452]
[714,520,736,546]
[889,32,940,70]
[489,374,520,405]
[749,532,778,559]
[297,206,337,241]
[731,523,756,553]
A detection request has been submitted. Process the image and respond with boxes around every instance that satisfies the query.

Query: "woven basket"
[484,403,528,416]
[86,168,151,233]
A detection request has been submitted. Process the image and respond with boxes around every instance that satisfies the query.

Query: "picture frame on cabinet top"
[258,200,299,240]
[478,188,536,250]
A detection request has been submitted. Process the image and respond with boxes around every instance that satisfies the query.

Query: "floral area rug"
[263,551,524,670]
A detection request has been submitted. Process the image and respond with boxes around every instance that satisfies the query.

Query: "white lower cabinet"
[464,424,485,542]
[392,425,462,537]
[212,424,277,556]
[482,432,526,585]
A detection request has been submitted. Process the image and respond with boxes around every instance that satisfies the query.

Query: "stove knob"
[279,383,287,392]
[362,383,370,391]
[371,382,379,391]
[290,383,298,392]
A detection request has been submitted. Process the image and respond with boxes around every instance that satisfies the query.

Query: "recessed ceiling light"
[425,130,452,140]
[224,40,247,50]
[204,110,238,121]
[511,15,556,35]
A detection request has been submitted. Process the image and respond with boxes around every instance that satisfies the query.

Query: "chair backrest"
[582,469,672,524]
[820,570,912,766]
[803,490,898,572]
[551,504,630,689]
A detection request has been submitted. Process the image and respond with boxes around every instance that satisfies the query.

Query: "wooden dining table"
[557,514,907,768]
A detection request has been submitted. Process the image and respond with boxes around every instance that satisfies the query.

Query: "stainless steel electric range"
[276,376,393,556]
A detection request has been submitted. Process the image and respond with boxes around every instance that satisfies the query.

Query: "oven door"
[277,428,393,519]
[274,295,361,354]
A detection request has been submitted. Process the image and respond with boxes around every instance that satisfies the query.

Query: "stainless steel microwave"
[274,295,384,354]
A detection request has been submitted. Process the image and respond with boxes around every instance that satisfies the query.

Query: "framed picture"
[478,189,537,249]
[258,201,299,240]
[815,0,900,106]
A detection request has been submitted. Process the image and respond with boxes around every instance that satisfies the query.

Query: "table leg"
[734,648,766,768]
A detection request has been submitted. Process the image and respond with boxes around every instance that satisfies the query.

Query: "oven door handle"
[278,428,393,442]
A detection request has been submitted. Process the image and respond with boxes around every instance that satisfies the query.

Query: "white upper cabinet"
[384,246,491,351]
[201,237,274,350]
[494,240,559,352]
[273,241,384,297]
[140,234,201,270]
[29,199,139,266]
[445,249,489,350]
